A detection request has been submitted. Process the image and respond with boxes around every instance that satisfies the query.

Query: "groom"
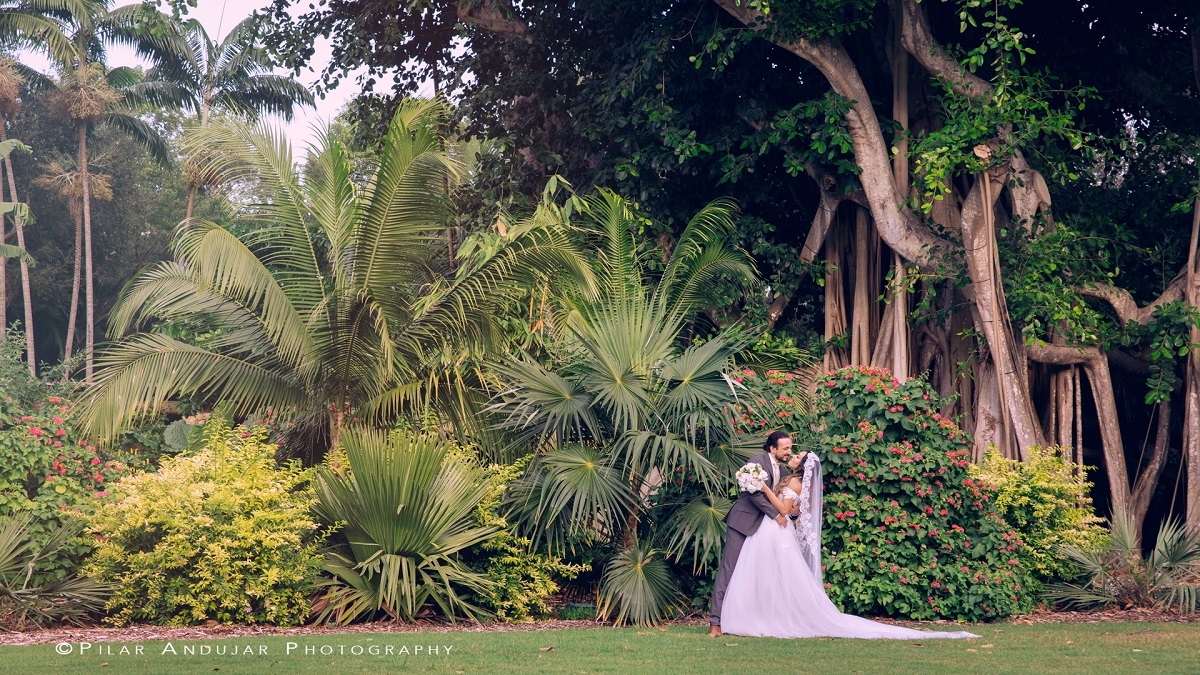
[708,430,793,637]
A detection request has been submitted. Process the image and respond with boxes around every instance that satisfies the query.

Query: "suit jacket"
[725,451,784,537]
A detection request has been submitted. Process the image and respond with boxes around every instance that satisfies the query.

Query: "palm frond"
[596,542,684,626]
[661,495,732,573]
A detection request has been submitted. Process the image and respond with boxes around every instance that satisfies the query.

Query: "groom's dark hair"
[763,430,792,453]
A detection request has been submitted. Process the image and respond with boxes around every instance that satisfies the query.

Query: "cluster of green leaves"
[83,420,325,626]
[999,223,1117,346]
[311,429,499,625]
[0,334,124,586]
[465,459,587,622]
[0,515,108,629]
[1046,511,1200,614]
[970,447,1106,583]
[805,367,1036,621]
[1122,302,1200,405]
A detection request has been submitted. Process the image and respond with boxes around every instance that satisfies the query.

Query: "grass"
[3,622,1198,674]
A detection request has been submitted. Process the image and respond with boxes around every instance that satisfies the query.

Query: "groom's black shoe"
[708,625,722,637]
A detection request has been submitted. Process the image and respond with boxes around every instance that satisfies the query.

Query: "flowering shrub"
[730,368,812,438]
[0,394,123,584]
[807,367,1034,621]
[970,446,1106,582]
[83,420,325,626]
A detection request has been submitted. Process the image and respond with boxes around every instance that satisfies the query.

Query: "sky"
[22,0,379,151]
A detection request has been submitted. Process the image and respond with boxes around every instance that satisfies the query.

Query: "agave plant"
[492,190,757,625]
[81,99,589,455]
[310,428,499,624]
[1044,509,1200,614]
[0,516,108,628]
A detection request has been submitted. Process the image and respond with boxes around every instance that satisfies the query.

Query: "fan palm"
[81,99,591,454]
[119,14,313,222]
[0,515,109,628]
[492,190,756,625]
[1045,509,1200,613]
[311,428,498,624]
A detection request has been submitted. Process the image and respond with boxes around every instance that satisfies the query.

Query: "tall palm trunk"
[63,203,82,380]
[183,100,211,225]
[1,124,36,375]
[78,121,94,383]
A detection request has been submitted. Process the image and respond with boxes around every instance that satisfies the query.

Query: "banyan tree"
[266,0,1200,537]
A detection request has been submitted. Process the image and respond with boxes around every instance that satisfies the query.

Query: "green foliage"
[0,515,109,629]
[311,428,499,625]
[82,420,324,626]
[85,99,591,456]
[1045,511,1200,614]
[0,335,124,585]
[809,367,1036,621]
[730,367,815,440]
[1123,302,1200,405]
[467,460,586,622]
[596,542,684,627]
[970,447,1106,582]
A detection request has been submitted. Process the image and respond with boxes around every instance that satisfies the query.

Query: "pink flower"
[48,397,61,404]
[91,457,101,466]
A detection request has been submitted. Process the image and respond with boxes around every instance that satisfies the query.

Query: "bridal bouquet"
[736,462,769,493]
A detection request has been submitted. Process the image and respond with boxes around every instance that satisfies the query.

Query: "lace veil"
[793,453,823,582]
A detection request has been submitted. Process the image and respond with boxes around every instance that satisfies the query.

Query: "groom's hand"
[775,514,787,527]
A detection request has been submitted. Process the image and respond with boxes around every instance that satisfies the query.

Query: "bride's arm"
[759,488,796,521]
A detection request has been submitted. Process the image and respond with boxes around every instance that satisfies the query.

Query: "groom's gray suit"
[709,450,785,627]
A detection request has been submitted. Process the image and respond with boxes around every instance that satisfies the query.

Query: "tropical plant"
[0,333,122,585]
[0,56,37,372]
[14,0,177,382]
[310,428,500,624]
[31,158,112,378]
[80,98,589,453]
[465,459,586,622]
[83,419,324,626]
[970,446,1107,583]
[1045,510,1200,614]
[0,515,108,629]
[125,14,313,221]
[806,366,1037,621]
[492,190,756,625]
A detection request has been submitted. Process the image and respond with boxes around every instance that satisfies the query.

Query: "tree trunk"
[0,164,6,344]
[851,207,877,365]
[1184,183,1200,530]
[961,172,1045,458]
[824,215,849,371]
[184,184,197,224]
[1130,402,1172,541]
[63,204,83,380]
[1,124,35,375]
[79,122,95,383]
[889,9,911,381]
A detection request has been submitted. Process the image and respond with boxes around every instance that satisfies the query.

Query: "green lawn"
[4,622,1198,674]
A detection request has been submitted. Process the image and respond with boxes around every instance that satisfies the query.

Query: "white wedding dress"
[721,455,978,639]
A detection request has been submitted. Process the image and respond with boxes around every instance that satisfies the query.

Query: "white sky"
[21,0,393,152]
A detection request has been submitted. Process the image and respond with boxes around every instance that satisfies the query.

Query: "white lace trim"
[793,456,820,562]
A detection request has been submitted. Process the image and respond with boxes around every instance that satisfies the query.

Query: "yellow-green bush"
[970,446,1106,582]
[83,421,325,626]
[467,459,586,622]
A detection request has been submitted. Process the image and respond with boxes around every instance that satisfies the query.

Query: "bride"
[720,451,978,639]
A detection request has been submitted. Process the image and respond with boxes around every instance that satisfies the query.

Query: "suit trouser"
[709,525,748,626]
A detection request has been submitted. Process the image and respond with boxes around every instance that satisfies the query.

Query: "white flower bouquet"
[736,462,769,493]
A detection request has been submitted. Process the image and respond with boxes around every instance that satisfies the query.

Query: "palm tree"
[122,15,313,223]
[15,0,174,382]
[31,158,111,377]
[80,99,591,454]
[0,56,33,369]
[491,190,757,625]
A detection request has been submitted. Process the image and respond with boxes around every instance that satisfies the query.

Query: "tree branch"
[712,0,952,270]
[896,0,991,100]
[1077,274,1187,327]
[457,0,532,42]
